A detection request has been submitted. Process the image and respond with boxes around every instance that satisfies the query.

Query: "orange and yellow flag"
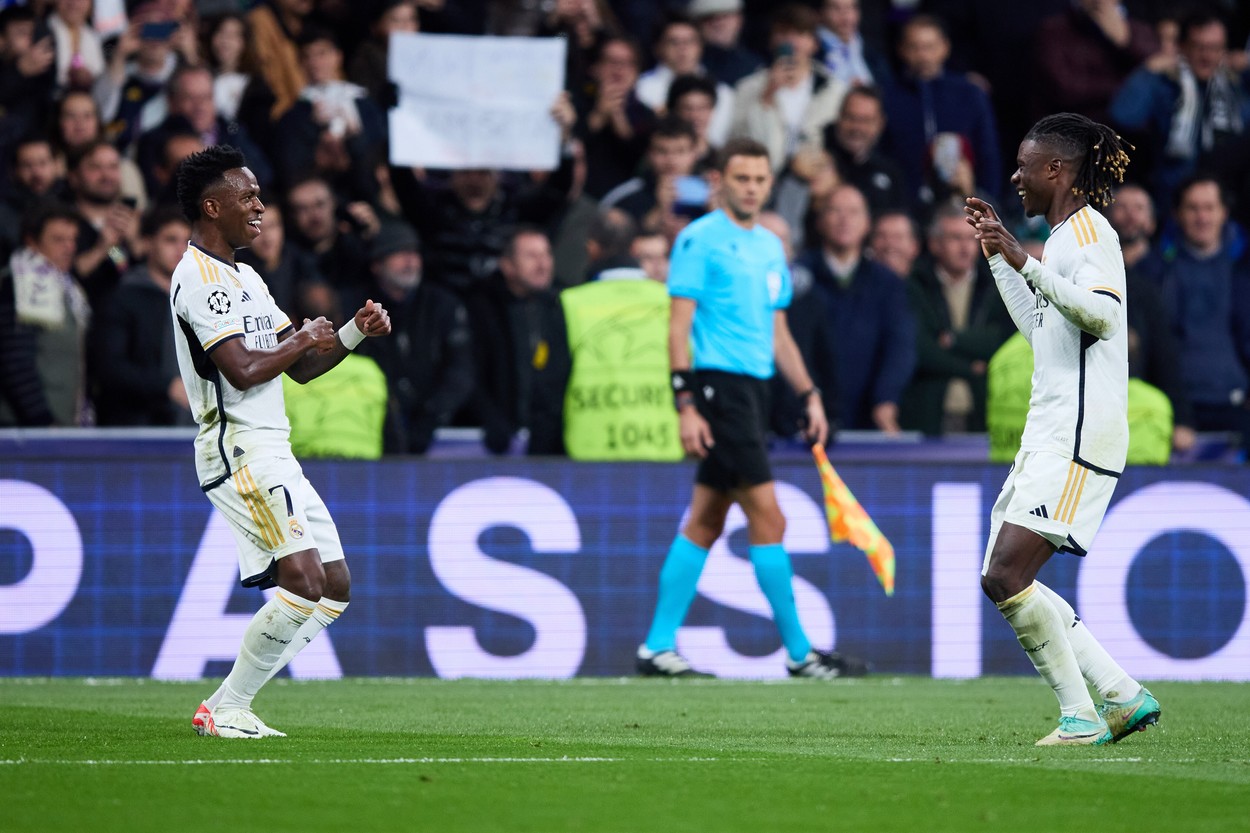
[811,443,895,596]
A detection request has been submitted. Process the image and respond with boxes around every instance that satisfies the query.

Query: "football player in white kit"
[965,113,1161,746]
[171,146,391,738]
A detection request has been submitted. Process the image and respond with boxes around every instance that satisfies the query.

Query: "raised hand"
[355,299,392,338]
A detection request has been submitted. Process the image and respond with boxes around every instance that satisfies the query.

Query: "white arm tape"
[338,318,366,350]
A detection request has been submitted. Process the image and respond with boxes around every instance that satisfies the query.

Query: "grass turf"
[1,677,1246,833]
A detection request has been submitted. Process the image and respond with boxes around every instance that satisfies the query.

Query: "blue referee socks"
[644,535,710,652]
[750,543,812,663]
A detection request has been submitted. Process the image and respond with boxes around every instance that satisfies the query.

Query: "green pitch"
[2,677,1246,833]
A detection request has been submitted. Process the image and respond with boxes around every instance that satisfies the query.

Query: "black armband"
[672,370,696,411]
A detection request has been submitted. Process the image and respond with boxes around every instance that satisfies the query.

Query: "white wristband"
[338,318,366,350]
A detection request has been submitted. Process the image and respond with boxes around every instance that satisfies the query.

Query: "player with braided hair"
[964,114,1160,746]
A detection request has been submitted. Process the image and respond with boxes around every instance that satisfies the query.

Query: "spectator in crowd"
[731,4,848,172]
[758,209,839,441]
[1033,0,1158,126]
[1111,12,1250,218]
[285,174,378,301]
[144,128,206,208]
[636,14,735,147]
[867,209,921,280]
[769,144,840,255]
[390,95,578,295]
[5,138,65,216]
[89,207,191,426]
[50,90,148,210]
[277,27,387,200]
[282,349,390,459]
[203,13,277,146]
[353,219,475,454]
[666,73,724,163]
[799,184,914,433]
[47,0,104,93]
[1108,183,1197,452]
[630,227,670,283]
[464,226,570,455]
[348,0,419,104]
[883,15,1002,205]
[0,5,55,157]
[0,202,89,427]
[583,207,643,281]
[899,202,1013,436]
[576,35,657,199]
[94,10,184,153]
[237,199,337,323]
[821,85,907,217]
[559,208,682,461]
[601,117,703,231]
[538,0,615,92]
[247,0,314,120]
[138,65,274,200]
[66,141,142,308]
[688,0,761,87]
[1137,174,1250,449]
[816,0,891,89]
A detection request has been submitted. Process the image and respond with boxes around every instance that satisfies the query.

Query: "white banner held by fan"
[387,33,567,170]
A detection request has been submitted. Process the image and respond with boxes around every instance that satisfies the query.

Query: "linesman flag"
[811,443,895,596]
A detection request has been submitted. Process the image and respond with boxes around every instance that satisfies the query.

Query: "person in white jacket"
[729,4,847,173]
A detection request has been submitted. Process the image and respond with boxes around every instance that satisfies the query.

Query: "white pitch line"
[0,756,729,766]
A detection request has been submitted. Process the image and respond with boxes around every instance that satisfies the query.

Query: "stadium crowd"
[2,0,1249,459]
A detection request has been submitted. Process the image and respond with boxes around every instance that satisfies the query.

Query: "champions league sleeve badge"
[207,289,232,316]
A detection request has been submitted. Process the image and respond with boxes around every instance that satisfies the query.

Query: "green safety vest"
[986,332,1174,466]
[283,353,388,460]
[560,279,683,461]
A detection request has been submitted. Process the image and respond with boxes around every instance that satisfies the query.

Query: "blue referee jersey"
[668,210,792,379]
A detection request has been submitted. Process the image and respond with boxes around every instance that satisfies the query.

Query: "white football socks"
[1034,581,1141,704]
[997,583,1099,721]
[211,588,317,713]
[263,597,350,684]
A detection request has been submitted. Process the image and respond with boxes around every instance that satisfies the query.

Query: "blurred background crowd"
[1,0,1248,462]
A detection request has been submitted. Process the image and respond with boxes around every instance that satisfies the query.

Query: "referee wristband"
[798,386,821,401]
[338,319,366,350]
[672,370,696,410]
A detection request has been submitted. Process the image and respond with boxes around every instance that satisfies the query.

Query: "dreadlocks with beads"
[1024,113,1132,211]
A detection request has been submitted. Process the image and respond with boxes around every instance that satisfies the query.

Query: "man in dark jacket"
[900,202,1012,435]
[90,207,192,426]
[354,219,475,454]
[799,183,914,432]
[464,226,570,455]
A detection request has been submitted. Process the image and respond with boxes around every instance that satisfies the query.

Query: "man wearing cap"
[351,219,475,454]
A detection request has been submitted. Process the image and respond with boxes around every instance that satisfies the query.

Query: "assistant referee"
[636,137,867,679]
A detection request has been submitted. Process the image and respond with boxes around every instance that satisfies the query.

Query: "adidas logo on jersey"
[1029,505,1050,519]
[240,290,252,302]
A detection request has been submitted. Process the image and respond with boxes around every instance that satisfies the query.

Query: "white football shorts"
[206,455,345,586]
[983,450,1118,573]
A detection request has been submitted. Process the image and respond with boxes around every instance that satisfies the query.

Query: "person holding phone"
[600,117,706,237]
[729,4,848,173]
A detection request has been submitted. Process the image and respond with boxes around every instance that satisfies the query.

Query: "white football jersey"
[170,243,295,490]
[1020,206,1128,475]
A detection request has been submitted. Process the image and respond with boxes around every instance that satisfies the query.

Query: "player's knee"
[685,514,725,547]
[980,566,1021,606]
[323,562,351,602]
[278,557,327,601]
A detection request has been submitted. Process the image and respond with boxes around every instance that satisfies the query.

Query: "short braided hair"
[175,144,247,224]
[1025,113,1131,210]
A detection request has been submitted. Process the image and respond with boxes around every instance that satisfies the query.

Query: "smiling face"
[1011,139,1059,219]
[207,167,264,249]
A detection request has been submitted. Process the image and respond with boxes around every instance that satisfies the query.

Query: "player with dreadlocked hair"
[963,115,1161,747]
[1023,112,1132,211]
